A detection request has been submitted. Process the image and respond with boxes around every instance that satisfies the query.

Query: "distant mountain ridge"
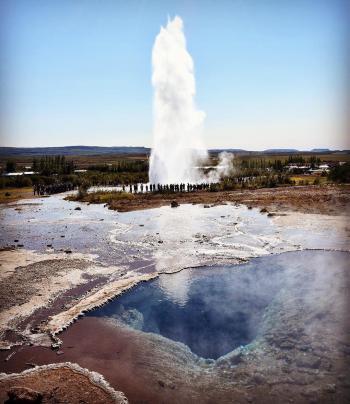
[0,146,348,157]
[0,146,151,156]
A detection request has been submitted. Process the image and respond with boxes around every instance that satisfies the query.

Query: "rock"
[74,206,81,210]
[309,399,319,404]
[17,244,24,248]
[295,353,321,369]
[218,351,243,366]
[290,373,312,386]
[247,206,252,210]
[25,363,37,368]
[170,201,179,208]
[14,239,19,242]
[158,240,163,244]
[339,379,350,388]
[279,341,295,350]
[301,389,320,402]
[260,208,268,213]
[56,350,64,355]
[7,386,43,403]
[281,366,292,373]
[203,358,215,366]
[251,373,265,385]
[64,249,72,254]
[340,344,350,355]
[324,384,336,394]
[46,244,52,248]
[203,204,210,208]
[158,380,165,388]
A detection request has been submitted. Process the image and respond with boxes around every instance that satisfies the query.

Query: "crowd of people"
[33,181,220,196]
[122,182,216,194]
[33,182,75,196]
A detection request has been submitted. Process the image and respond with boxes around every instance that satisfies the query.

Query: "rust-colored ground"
[0,363,127,403]
[102,185,350,215]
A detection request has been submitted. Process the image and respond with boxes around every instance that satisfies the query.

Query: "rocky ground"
[0,249,129,350]
[0,185,349,403]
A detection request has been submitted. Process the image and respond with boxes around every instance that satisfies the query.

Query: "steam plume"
[207,152,235,183]
[149,16,235,184]
[149,16,207,184]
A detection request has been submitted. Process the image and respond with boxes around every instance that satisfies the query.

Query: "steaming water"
[87,250,350,359]
[149,16,207,184]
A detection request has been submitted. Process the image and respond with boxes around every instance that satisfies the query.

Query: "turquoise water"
[88,250,349,359]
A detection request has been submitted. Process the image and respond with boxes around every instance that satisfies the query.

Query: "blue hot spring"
[87,250,349,359]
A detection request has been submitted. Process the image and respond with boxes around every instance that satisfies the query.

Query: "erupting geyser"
[149,16,207,184]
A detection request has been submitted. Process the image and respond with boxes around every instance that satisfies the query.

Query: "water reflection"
[158,270,192,307]
[153,204,207,303]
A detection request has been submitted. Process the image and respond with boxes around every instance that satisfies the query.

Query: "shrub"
[328,163,350,183]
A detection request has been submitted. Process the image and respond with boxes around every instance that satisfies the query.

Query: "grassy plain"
[1,151,350,171]
[65,191,134,204]
[0,187,36,204]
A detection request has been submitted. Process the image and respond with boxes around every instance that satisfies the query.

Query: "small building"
[3,171,37,176]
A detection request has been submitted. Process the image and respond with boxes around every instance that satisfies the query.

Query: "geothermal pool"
[87,250,350,359]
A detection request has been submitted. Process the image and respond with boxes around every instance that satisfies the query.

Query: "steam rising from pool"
[149,16,207,184]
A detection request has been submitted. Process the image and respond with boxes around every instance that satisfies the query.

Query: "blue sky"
[1,0,348,149]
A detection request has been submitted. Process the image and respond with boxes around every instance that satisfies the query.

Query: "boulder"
[7,386,43,403]
[170,201,179,208]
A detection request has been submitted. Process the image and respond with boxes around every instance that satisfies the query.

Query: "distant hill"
[209,148,349,155]
[311,148,331,153]
[0,146,151,157]
[262,149,299,154]
[208,149,250,155]
[0,146,348,157]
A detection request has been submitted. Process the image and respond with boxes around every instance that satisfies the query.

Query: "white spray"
[149,16,207,184]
